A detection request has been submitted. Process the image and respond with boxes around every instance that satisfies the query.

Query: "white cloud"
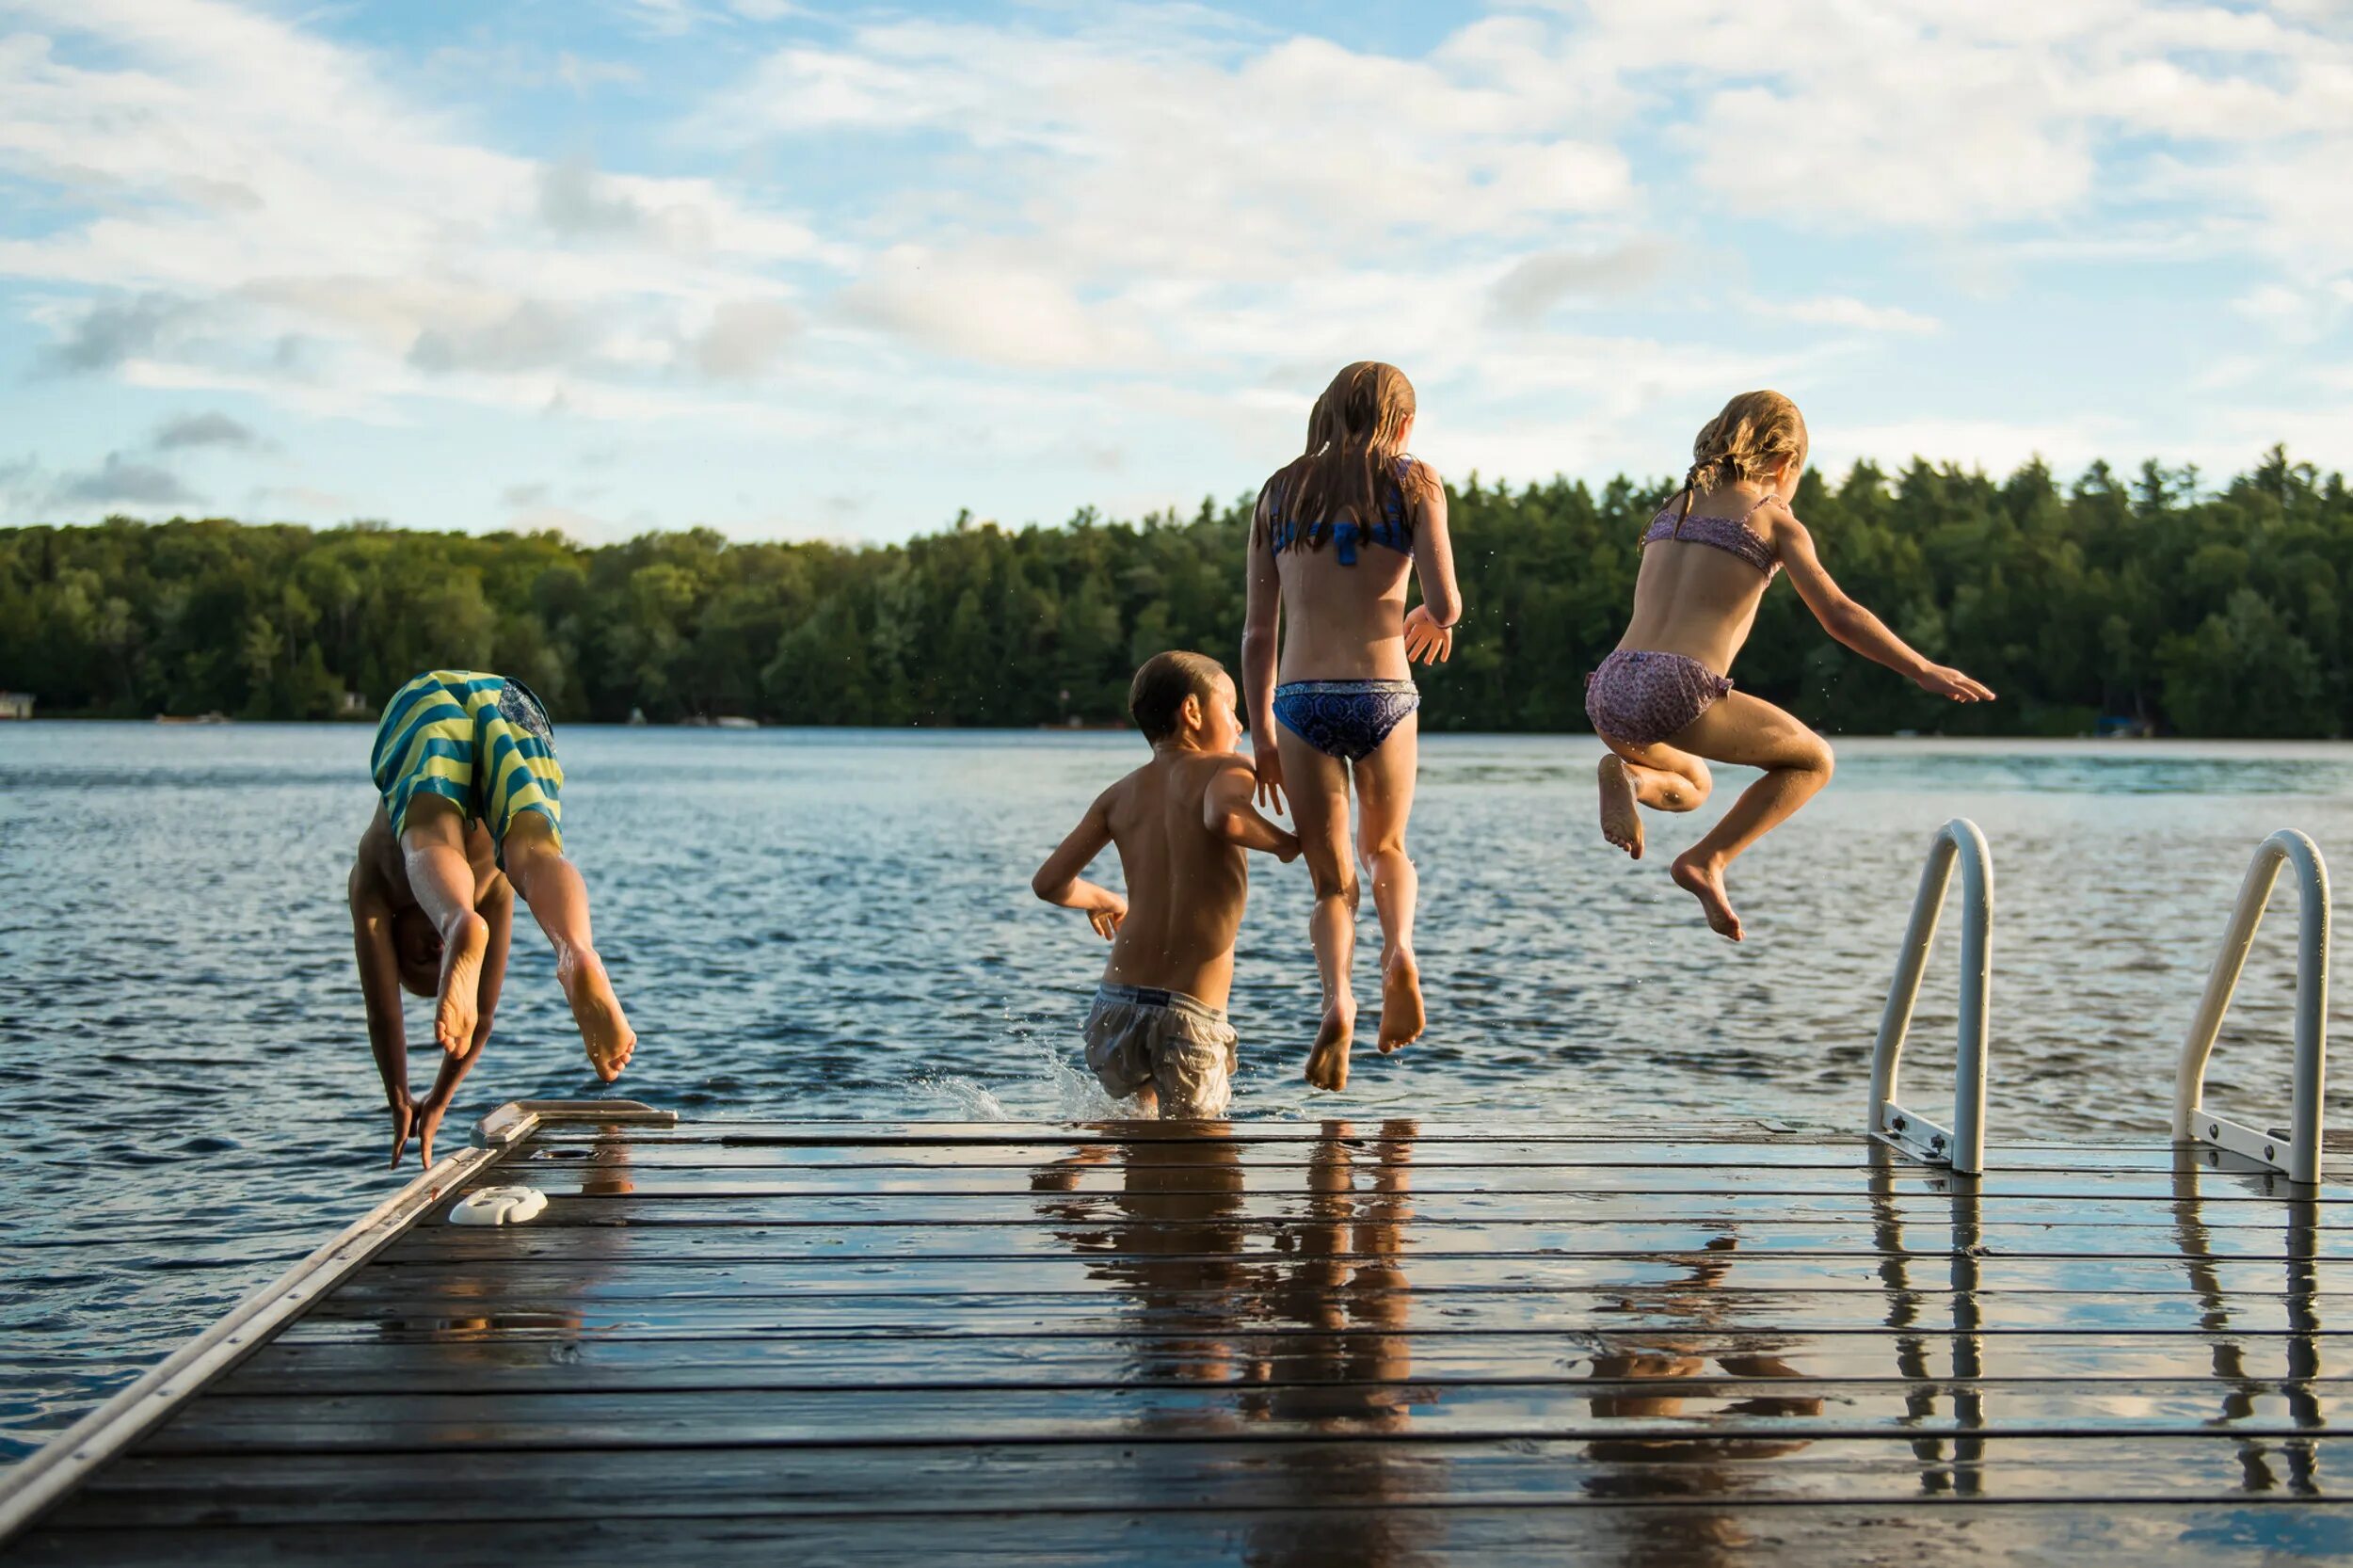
[4,0,2351,534]
[0,0,827,422]
[1751,296,1943,336]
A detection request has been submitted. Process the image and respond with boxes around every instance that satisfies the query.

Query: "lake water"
[1,723,2347,1461]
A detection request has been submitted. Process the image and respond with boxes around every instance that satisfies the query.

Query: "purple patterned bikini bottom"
[1584,648,1733,747]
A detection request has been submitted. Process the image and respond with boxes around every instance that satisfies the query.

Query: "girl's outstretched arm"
[1241,485,1286,810]
[1032,790,1128,939]
[1774,507,1996,703]
[1404,464,1461,665]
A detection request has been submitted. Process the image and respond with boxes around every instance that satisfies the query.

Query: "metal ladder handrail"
[2172,829,2329,1185]
[1869,818,1993,1175]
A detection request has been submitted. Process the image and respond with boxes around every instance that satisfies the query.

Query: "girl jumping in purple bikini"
[1588,391,1994,941]
[1242,361,1462,1092]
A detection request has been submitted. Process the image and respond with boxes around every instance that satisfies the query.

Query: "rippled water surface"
[2,723,2348,1458]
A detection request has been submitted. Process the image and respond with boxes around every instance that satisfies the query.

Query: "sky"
[1,0,2349,546]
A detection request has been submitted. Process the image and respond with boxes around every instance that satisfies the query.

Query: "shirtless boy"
[351,669,634,1167]
[1032,651,1301,1118]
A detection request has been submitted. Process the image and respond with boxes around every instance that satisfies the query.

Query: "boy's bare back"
[1095,750,1259,1007]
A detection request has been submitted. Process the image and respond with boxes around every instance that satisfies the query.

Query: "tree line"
[1,447,2344,738]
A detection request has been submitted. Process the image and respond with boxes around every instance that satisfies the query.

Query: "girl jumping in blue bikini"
[1241,361,1463,1091]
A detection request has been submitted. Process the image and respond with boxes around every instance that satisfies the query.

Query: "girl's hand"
[1253,740,1286,815]
[1403,604,1454,665]
[1089,896,1128,940]
[1917,664,1995,702]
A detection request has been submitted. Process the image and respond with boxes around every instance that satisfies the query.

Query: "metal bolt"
[2265,1144,2277,1161]
[1891,1115,1907,1132]
[2210,1123,2220,1139]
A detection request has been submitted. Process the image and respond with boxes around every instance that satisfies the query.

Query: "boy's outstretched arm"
[348,861,417,1167]
[1776,511,1996,703]
[1205,760,1302,860]
[1032,792,1128,939]
[413,876,513,1167]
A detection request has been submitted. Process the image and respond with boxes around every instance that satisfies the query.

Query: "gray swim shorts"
[1082,983,1240,1118]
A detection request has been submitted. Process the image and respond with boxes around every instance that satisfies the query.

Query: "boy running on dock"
[1587,392,1994,939]
[351,669,634,1167]
[1032,651,1301,1118]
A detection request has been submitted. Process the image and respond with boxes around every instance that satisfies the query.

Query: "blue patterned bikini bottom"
[1272,680,1421,762]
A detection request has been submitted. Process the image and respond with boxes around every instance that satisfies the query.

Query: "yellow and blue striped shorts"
[370,670,563,856]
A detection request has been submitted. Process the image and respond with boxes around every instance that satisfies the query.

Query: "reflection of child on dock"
[1588,392,1994,940]
[349,669,635,1167]
[1032,652,1299,1118]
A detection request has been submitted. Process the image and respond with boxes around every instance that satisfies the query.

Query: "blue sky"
[1,0,2348,544]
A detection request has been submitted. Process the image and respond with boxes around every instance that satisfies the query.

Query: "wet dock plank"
[8,1115,2346,1565]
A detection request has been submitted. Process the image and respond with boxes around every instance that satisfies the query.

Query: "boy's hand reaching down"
[1090,896,1128,941]
[1917,664,1995,702]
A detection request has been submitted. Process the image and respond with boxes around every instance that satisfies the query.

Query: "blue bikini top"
[1265,455,1417,565]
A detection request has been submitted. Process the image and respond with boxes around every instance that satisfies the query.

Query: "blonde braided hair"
[1676,390,1809,529]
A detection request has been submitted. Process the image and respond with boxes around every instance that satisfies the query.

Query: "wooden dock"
[5,1103,2349,1565]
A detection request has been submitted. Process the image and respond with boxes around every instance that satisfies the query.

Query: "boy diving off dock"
[1032,651,1300,1118]
[350,669,635,1167]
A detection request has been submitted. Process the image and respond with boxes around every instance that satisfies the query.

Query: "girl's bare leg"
[502,818,637,1080]
[1657,692,1834,942]
[1353,712,1424,1052]
[1278,728,1358,1090]
[397,798,490,1054]
[1595,736,1714,860]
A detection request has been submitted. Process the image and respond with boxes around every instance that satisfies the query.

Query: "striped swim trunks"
[369,670,563,857]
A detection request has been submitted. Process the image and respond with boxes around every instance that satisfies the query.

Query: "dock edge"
[0,1098,677,1544]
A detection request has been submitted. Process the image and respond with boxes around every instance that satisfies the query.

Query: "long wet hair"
[1257,360,1435,549]
[1676,390,1809,526]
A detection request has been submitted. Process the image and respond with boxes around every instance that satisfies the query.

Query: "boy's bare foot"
[386,1094,417,1169]
[1598,756,1643,859]
[433,911,490,1054]
[1377,950,1424,1053]
[415,1096,453,1168]
[1305,999,1354,1091]
[558,948,636,1081]
[1671,852,1743,942]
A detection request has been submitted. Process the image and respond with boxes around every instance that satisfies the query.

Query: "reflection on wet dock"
[8,1114,2353,1564]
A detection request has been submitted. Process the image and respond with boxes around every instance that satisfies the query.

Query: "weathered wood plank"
[455,1164,2336,1202]
[57,1437,2350,1528]
[339,1254,2353,1299]
[280,1288,2341,1335]
[140,1380,2338,1453]
[213,1332,2353,1395]
[396,1191,2351,1229]
[18,1501,2353,1567]
[383,1218,2353,1264]
[504,1140,2283,1174]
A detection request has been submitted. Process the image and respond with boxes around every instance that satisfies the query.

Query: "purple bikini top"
[1641,494,1780,579]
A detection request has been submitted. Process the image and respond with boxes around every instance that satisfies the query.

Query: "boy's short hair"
[1128,650,1226,743]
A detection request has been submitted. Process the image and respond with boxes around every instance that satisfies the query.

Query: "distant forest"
[2,448,2345,738]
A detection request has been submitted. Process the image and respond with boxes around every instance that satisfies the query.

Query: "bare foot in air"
[433,912,490,1054]
[559,947,636,1081]
[386,1092,417,1169]
[1671,852,1743,942]
[1378,950,1424,1053]
[1597,756,1643,859]
[1305,998,1355,1091]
